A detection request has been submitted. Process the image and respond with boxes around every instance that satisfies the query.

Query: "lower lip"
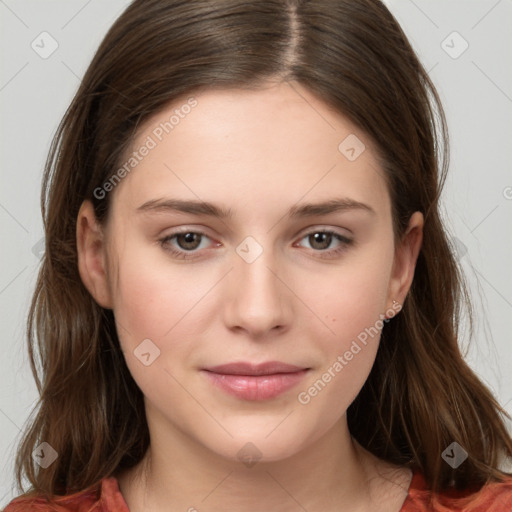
[202,369,309,401]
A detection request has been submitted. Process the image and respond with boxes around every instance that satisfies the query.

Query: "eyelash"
[159,229,353,261]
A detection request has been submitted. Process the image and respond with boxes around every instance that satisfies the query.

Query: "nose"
[223,242,292,339]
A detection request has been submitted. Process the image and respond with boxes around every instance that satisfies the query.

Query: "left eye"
[296,230,352,253]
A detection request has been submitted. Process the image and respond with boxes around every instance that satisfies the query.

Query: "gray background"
[1,0,511,505]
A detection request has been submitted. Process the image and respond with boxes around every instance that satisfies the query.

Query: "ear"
[386,211,424,310]
[76,200,113,309]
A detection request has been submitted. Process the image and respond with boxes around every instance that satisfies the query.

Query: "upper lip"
[204,361,308,376]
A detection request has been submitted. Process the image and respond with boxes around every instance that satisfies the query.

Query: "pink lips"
[202,361,309,401]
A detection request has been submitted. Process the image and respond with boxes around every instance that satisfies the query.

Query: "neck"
[116,416,398,512]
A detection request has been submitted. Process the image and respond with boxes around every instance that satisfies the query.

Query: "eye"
[296,229,353,259]
[159,230,217,260]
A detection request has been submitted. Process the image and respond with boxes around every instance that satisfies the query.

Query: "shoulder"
[401,470,512,511]
[2,477,129,512]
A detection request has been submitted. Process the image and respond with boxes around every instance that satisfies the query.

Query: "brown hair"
[10,0,512,509]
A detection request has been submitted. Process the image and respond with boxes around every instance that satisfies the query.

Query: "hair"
[9,0,512,510]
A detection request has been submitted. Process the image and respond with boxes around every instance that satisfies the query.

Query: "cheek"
[108,244,215,384]
[301,247,393,346]
[111,243,204,335]
[110,251,209,401]
[294,245,393,407]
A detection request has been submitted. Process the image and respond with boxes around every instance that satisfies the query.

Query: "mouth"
[201,361,310,401]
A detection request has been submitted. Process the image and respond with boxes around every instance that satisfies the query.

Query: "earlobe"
[76,200,113,309]
[386,211,424,309]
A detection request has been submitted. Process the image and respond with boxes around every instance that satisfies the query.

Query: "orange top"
[3,469,512,511]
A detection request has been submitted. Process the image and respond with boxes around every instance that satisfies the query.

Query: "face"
[78,80,422,464]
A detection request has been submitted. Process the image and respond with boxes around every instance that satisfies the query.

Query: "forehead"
[110,82,390,221]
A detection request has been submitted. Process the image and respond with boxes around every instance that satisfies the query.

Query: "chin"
[199,426,314,465]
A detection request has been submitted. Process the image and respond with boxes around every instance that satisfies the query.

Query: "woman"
[4,0,512,510]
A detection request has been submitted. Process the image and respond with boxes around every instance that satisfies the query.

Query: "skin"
[77,80,423,511]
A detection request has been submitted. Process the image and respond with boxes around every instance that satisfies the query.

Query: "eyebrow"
[136,197,375,219]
